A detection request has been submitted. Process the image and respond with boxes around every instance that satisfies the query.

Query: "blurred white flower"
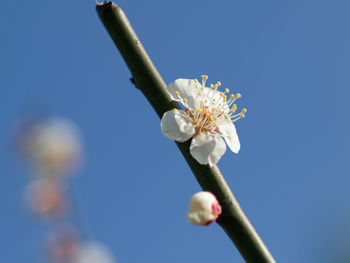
[15,117,82,176]
[72,242,116,263]
[161,76,245,166]
[186,191,222,226]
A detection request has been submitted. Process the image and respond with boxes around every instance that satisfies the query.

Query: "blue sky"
[1,0,350,262]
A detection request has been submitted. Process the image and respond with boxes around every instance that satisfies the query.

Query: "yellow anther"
[175,91,180,96]
[198,92,202,96]
[225,88,229,93]
[242,108,247,113]
[228,136,231,139]
[183,98,188,103]
[230,94,235,99]
[195,107,200,111]
[194,79,199,83]
[225,115,229,120]
[213,116,217,121]
[240,114,245,118]
[201,87,204,91]
[230,109,236,113]
[217,81,221,86]
[172,108,177,112]
[200,100,204,105]
[210,84,214,88]
[236,93,241,98]
[232,104,237,110]
[203,75,208,80]
[214,84,218,89]
[199,131,203,136]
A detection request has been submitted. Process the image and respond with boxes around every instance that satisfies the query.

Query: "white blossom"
[72,242,116,263]
[17,118,82,176]
[186,191,222,226]
[161,76,245,166]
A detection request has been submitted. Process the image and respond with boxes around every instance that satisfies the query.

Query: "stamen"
[231,116,242,122]
[184,75,246,134]
[201,75,208,87]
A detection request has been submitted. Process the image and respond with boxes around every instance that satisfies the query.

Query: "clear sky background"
[1,0,350,262]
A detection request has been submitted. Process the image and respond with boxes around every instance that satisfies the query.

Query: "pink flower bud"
[186,191,222,226]
[25,178,67,217]
[47,225,79,262]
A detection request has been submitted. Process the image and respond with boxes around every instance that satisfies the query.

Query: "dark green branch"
[96,2,276,262]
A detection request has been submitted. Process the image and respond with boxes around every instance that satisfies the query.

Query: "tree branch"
[96,2,275,262]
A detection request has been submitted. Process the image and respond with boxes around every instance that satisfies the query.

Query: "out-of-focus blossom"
[186,191,222,226]
[47,225,79,262]
[25,178,67,216]
[15,117,82,176]
[161,76,245,166]
[72,241,116,263]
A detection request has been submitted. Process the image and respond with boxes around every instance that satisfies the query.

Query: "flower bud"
[186,191,222,226]
[47,225,79,262]
[25,178,67,217]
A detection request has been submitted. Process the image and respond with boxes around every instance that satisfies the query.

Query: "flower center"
[176,75,246,135]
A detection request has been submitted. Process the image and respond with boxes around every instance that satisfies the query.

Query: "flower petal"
[167,79,197,108]
[161,110,195,142]
[218,119,240,153]
[190,133,226,167]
